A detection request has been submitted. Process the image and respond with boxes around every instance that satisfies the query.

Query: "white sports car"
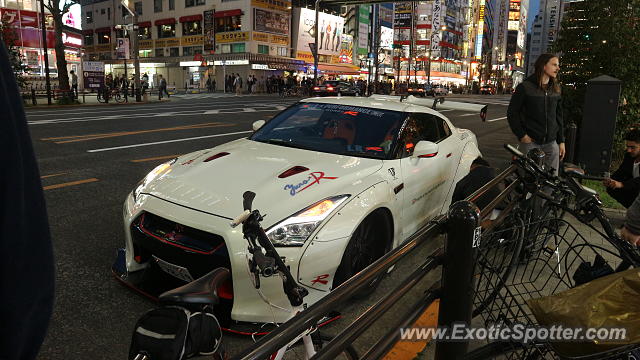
[113,96,482,325]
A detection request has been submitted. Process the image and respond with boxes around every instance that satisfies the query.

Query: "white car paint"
[121,96,481,323]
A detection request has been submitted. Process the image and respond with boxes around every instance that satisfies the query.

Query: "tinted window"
[398,113,449,157]
[323,81,339,86]
[251,103,407,159]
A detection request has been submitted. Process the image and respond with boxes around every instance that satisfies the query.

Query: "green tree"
[554,0,640,164]
[0,18,29,89]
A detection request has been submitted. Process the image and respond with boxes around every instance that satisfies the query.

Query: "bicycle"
[465,144,640,359]
[96,87,124,103]
[229,191,358,360]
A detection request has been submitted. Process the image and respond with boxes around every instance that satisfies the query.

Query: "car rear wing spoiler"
[369,95,488,121]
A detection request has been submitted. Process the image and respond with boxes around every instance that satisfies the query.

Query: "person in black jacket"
[0,42,55,360]
[603,129,640,208]
[507,53,565,175]
[452,157,501,226]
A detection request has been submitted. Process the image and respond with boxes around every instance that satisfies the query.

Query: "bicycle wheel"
[114,92,124,103]
[472,213,525,318]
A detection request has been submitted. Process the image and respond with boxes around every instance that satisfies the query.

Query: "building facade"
[80,0,306,91]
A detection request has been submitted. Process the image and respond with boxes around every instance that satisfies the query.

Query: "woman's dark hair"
[534,53,561,94]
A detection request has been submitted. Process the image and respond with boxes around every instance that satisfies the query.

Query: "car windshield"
[251,102,407,159]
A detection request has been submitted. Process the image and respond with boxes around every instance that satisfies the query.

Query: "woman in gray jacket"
[507,53,565,175]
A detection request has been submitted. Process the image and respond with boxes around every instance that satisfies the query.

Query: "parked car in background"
[407,83,427,97]
[480,85,496,95]
[432,85,449,96]
[312,81,358,96]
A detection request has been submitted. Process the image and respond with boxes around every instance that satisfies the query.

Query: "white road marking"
[487,116,507,122]
[458,113,479,117]
[28,107,285,125]
[243,108,256,112]
[87,131,253,153]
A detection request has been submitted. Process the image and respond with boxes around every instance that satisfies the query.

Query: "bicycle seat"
[158,267,230,306]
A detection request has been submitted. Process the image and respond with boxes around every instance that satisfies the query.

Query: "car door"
[432,117,463,214]
[397,112,450,239]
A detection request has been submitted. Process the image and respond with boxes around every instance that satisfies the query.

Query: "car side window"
[398,113,443,157]
[438,118,452,139]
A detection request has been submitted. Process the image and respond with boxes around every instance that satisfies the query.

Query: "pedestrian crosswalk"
[170,92,237,99]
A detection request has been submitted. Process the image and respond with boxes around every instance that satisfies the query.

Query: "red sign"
[0,8,19,25]
[19,10,38,28]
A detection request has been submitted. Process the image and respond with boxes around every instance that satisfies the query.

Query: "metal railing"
[233,162,523,360]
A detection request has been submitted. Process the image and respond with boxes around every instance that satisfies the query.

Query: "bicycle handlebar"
[230,210,250,228]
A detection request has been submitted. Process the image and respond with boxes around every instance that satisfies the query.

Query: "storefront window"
[182,21,202,35]
[258,44,269,54]
[86,11,93,24]
[221,44,231,53]
[155,48,164,57]
[215,15,241,32]
[183,46,203,56]
[84,34,94,46]
[277,47,287,56]
[97,32,111,44]
[170,47,180,57]
[185,0,205,7]
[158,24,176,38]
[231,43,245,53]
[138,27,151,40]
[139,50,153,58]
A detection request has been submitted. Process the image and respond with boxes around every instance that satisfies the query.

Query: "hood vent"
[203,152,230,162]
[278,166,309,178]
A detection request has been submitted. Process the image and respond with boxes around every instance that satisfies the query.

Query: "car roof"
[299,96,448,117]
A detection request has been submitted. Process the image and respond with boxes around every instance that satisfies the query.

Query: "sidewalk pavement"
[24,92,170,108]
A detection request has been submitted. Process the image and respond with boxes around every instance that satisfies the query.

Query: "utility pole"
[39,0,52,105]
[121,0,141,101]
[313,0,320,86]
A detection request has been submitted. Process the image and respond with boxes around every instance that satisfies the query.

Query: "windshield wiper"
[341,151,385,160]
[259,139,307,150]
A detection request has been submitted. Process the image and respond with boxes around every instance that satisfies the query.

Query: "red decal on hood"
[311,274,330,285]
[298,172,337,193]
[283,171,338,196]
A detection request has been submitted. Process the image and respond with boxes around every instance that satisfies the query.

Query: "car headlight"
[266,195,350,246]
[132,158,177,201]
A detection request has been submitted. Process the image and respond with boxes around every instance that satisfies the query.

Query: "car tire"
[332,210,391,298]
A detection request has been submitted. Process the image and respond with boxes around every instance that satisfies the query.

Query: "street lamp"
[427,25,446,86]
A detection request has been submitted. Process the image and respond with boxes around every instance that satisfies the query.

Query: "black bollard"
[435,200,479,360]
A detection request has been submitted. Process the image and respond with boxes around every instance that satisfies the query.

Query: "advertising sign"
[83,61,105,89]
[203,10,215,51]
[251,0,290,12]
[61,3,82,30]
[216,31,250,43]
[63,32,83,48]
[116,38,130,59]
[358,5,369,55]
[475,0,485,59]
[393,3,411,28]
[294,8,344,59]
[431,0,443,57]
[517,6,527,49]
[380,26,393,49]
[339,34,353,64]
[254,8,289,35]
[379,4,393,28]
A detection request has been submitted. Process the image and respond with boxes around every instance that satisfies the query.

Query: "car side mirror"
[411,141,439,158]
[252,120,265,131]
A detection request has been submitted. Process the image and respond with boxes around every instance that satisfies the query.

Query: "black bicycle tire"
[472,214,525,318]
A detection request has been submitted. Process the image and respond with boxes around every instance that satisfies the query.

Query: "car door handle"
[446,153,452,158]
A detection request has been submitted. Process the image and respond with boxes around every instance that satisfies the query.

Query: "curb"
[24,99,171,109]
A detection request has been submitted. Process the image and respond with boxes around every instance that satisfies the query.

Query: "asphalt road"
[26,93,515,359]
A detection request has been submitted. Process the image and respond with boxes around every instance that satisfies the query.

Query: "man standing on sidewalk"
[158,74,170,100]
[603,129,640,208]
[70,70,78,99]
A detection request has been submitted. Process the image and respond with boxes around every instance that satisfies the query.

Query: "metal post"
[39,0,51,105]
[313,0,320,86]
[123,46,129,102]
[132,15,141,101]
[566,122,577,163]
[434,200,479,360]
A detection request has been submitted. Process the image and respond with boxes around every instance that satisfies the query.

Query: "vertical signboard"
[431,0,443,57]
[517,5,527,49]
[339,34,353,64]
[116,38,130,59]
[358,5,369,56]
[494,0,508,62]
[544,0,560,51]
[203,10,214,52]
[475,0,485,59]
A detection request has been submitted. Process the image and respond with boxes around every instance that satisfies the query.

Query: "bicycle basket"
[473,218,632,359]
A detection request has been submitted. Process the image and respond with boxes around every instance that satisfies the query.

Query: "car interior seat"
[323,118,357,145]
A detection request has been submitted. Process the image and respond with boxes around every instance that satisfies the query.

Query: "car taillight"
[327,87,334,91]
[313,87,320,90]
